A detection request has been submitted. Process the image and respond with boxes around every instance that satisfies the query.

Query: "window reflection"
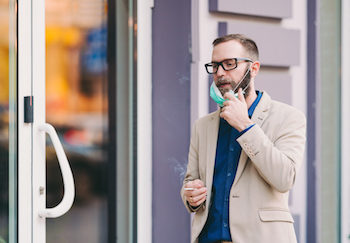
[45,0,109,242]
[0,0,10,242]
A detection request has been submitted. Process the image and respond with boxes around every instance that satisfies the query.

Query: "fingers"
[188,193,207,207]
[187,188,207,207]
[220,101,233,119]
[195,195,207,206]
[222,99,233,107]
[185,179,205,190]
[220,108,227,119]
[223,88,245,103]
[183,180,207,207]
[223,91,236,101]
[184,186,207,198]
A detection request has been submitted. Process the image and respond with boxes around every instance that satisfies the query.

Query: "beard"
[216,70,251,96]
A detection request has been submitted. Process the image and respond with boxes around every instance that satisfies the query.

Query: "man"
[180,34,306,243]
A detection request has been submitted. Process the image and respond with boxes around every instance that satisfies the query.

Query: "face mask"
[210,82,242,107]
[209,67,250,107]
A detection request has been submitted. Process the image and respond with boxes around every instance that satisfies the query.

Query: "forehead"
[211,40,246,62]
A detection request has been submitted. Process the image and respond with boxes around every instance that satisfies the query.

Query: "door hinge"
[24,96,34,123]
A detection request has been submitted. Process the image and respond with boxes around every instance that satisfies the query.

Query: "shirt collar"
[248,90,262,118]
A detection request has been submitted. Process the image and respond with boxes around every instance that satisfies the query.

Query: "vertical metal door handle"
[37,123,75,218]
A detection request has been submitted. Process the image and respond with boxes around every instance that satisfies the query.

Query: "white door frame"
[17,0,34,240]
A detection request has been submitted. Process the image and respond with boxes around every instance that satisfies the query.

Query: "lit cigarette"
[184,188,195,191]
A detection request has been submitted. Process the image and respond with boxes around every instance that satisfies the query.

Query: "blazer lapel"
[232,91,271,187]
[205,110,220,205]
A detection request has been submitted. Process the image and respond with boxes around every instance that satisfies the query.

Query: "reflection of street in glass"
[0,0,10,241]
[45,0,109,242]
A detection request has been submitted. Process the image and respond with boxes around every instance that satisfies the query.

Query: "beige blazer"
[181,92,306,243]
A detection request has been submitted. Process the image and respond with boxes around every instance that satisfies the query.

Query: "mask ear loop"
[232,63,252,94]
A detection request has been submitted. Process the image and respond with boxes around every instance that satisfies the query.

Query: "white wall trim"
[341,0,350,241]
[137,1,153,243]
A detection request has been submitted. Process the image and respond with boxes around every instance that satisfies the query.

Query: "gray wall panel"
[222,21,300,67]
[218,22,227,37]
[255,70,292,105]
[210,0,292,19]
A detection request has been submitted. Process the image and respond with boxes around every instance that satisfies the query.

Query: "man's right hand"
[184,179,207,207]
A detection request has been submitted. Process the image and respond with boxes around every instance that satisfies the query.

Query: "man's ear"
[250,61,260,78]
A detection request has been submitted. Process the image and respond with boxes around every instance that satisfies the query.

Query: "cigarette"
[184,188,195,191]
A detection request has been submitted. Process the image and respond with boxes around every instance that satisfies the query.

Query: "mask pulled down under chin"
[209,82,244,107]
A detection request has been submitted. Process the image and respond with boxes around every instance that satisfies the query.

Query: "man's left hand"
[220,88,254,132]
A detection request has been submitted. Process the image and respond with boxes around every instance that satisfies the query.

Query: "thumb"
[237,88,245,102]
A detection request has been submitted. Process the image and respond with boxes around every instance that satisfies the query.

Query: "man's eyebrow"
[211,58,225,63]
[211,58,231,63]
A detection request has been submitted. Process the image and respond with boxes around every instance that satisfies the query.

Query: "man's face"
[211,40,251,96]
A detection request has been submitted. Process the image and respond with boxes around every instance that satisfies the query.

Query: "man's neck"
[245,90,258,109]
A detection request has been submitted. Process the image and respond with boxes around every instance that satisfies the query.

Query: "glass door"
[0,0,17,243]
[15,0,137,242]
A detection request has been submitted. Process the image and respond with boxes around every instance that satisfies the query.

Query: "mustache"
[216,78,233,86]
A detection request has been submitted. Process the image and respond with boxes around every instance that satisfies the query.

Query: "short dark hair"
[213,34,259,61]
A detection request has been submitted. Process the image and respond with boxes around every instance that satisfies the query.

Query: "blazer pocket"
[258,209,294,223]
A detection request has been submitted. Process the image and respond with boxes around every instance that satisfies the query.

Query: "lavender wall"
[152,0,191,242]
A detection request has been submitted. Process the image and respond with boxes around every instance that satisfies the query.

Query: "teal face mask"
[209,67,251,107]
[209,82,243,107]
[210,82,229,107]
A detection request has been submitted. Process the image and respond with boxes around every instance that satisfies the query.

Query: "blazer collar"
[250,91,271,127]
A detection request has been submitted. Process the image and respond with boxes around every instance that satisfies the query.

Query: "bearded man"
[180,34,306,243]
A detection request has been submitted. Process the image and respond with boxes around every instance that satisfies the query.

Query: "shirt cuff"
[239,124,255,136]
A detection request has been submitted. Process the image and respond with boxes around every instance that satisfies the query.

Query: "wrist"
[237,120,254,132]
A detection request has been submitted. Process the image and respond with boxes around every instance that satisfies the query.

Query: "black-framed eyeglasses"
[204,58,253,74]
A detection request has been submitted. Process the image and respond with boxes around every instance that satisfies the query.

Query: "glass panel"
[45,0,109,242]
[0,0,17,243]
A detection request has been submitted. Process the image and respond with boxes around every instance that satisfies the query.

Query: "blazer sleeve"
[237,109,307,193]
[180,120,205,213]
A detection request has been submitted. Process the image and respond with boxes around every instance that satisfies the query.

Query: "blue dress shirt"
[198,91,262,243]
